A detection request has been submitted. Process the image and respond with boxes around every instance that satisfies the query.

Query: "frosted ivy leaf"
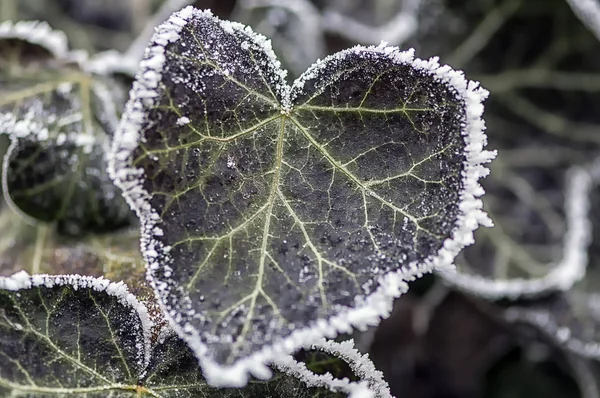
[0,272,350,397]
[109,7,493,384]
[503,165,600,358]
[0,20,132,235]
[442,165,593,298]
[0,272,152,396]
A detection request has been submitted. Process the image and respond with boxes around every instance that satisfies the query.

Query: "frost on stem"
[109,6,494,386]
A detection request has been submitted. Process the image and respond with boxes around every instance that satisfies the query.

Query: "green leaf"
[0,273,150,396]
[109,7,494,382]
[0,20,132,235]
[0,272,356,396]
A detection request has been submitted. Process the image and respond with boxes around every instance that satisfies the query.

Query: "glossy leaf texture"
[109,7,493,383]
[0,20,132,235]
[0,272,356,397]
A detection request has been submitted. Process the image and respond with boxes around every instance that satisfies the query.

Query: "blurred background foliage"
[1,0,600,397]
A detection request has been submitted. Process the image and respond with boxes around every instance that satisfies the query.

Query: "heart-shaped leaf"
[0,20,132,235]
[0,272,360,397]
[109,6,494,384]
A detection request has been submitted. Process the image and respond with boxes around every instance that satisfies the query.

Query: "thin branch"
[476,69,600,92]
[447,0,522,68]
[321,0,423,45]
[496,93,600,144]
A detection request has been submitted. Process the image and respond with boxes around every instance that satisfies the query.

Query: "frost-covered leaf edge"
[0,114,100,226]
[0,19,88,66]
[504,302,600,360]
[107,5,495,387]
[0,19,128,230]
[0,270,154,372]
[1,271,367,396]
[279,338,392,398]
[0,20,68,60]
[439,165,593,299]
[565,0,600,42]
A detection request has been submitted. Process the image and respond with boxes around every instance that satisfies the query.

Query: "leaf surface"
[110,7,493,383]
[0,272,349,397]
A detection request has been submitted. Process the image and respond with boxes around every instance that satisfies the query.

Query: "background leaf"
[0,20,133,236]
[0,273,355,397]
[0,273,150,396]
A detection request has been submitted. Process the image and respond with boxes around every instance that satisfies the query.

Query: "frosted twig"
[321,0,423,45]
[566,0,600,42]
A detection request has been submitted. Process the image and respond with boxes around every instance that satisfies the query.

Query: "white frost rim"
[505,301,600,359]
[0,271,154,370]
[565,0,600,42]
[0,20,68,59]
[0,20,87,65]
[270,338,391,398]
[440,165,593,299]
[1,114,54,228]
[107,6,495,387]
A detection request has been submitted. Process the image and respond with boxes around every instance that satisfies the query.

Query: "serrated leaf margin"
[286,338,392,398]
[108,5,496,386]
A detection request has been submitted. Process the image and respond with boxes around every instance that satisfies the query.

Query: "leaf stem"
[31,224,49,275]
